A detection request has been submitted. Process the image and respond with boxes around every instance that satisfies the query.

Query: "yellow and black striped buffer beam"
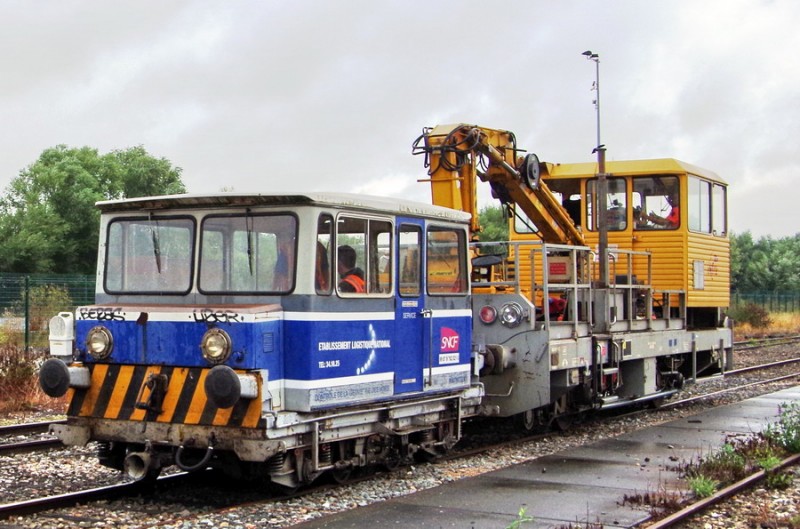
[66,364,264,428]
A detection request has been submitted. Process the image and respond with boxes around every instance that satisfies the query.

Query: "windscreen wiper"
[149,212,162,274]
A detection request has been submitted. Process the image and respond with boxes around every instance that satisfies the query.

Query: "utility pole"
[582,50,609,288]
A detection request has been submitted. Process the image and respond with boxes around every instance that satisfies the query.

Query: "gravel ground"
[1,343,799,529]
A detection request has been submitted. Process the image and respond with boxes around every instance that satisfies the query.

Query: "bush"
[728,302,772,329]
[0,344,48,412]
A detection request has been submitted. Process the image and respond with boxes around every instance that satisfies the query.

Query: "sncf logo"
[440,327,460,352]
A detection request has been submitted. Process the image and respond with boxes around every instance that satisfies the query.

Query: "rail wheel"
[331,466,354,484]
[552,413,574,432]
[518,409,548,433]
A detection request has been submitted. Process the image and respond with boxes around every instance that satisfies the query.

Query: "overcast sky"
[1,0,797,238]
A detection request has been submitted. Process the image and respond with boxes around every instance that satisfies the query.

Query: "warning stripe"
[67,364,264,428]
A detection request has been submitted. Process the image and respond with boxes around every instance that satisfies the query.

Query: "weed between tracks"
[686,400,800,495]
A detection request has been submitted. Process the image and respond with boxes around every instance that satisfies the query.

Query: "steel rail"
[0,438,62,455]
[0,419,64,437]
[733,335,800,351]
[0,473,188,520]
[726,356,800,376]
[644,453,800,528]
[664,371,800,409]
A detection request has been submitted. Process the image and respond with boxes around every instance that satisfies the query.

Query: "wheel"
[331,466,353,484]
[383,448,402,471]
[553,413,574,432]
[519,409,536,432]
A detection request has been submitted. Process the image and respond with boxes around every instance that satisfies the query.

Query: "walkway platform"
[291,386,800,528]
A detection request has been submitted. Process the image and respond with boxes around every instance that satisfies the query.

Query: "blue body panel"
[75,308,284,381]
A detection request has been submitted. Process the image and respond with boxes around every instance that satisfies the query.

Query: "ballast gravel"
[1,344,799,529]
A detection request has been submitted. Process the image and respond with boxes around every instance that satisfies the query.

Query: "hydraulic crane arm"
[413,124,584,246]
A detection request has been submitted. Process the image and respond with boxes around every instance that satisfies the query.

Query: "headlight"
[86,326,113,360]
[200,328,232,364]
[479,305,498,325]
[499,302,524,328]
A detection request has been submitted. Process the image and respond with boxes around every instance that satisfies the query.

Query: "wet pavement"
[291,386,800,529]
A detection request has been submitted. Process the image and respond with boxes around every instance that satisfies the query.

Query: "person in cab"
[337,245,365,293]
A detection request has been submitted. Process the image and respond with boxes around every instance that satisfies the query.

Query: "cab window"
[587,177,627,231]
[335,215,392,296]
[398,225,421,297]
[199,213,297,293]
[426,226,467,294]
[632,176,679,230]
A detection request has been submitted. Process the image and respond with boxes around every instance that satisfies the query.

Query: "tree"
[0,145,185,274]
[730,231,800,292]
[478,205,509,243]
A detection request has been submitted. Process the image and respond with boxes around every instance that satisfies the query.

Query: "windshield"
[105,217,195,294]
[199,213,297,293]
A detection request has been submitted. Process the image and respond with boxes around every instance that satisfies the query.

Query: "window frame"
[425,224,468,296]
[103,215,196,296]
[586,176,628,232]
[197,211,299,295]
[334,213,394,298]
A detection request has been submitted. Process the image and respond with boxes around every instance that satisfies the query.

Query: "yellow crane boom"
[413,124,584,246]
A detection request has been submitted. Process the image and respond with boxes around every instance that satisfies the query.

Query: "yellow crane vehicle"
[413,123,732,429]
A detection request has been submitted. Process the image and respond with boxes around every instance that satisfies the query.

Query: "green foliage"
[0,145,185,274]
[727,302,773,328]
[765,469,793,490]
[695,443,748,482]
[478,205,509,243]
[764,402,800,453]
[731,231,800,292]
[506,507,534,529]
[687,474,718,498]
[756,450,793,490]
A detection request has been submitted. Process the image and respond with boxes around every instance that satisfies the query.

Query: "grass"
[678,402,800,528]
[734,310,800,340]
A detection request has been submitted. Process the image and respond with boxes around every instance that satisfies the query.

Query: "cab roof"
[543,158,727,185]
[96,192,472,223]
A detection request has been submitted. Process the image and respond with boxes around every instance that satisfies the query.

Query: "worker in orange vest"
[337,245,366,293]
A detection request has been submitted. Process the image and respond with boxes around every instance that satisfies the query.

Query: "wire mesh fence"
[731,291,800,313]
[0,274,96,350]
[1,272,798,351]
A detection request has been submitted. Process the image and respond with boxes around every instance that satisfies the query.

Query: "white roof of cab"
[96,192,472,223]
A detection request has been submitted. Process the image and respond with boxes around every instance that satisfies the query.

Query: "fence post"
[24,275,30,351]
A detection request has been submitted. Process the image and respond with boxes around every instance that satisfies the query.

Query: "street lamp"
[582,50,602,154]
[582,49,609,289]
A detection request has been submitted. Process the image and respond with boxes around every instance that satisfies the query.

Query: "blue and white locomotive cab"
[42,193,482,485]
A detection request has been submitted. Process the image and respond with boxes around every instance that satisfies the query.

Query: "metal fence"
[731,291,800,313]
[2,273,799,350]
[0,274,96,349]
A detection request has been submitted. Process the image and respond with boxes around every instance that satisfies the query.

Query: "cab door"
[393,219,426,394]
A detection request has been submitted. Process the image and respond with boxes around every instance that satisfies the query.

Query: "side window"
[316,214,333,295]
[399,225,421,297]
[712,184,727,236]
[689,176,711,233]
[199,214,297,293]
[335,216,393,296]
[632,176,680,230]
[587,177,627,231]
[427,226,467,295]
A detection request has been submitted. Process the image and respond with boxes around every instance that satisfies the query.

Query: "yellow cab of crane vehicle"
[521,158,730,328]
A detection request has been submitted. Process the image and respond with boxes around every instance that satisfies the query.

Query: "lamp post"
[582,50,609,288]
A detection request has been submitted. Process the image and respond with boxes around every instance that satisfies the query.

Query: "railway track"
[0,419,64,455]
[0,474,190,521]
[1,338,798,527]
